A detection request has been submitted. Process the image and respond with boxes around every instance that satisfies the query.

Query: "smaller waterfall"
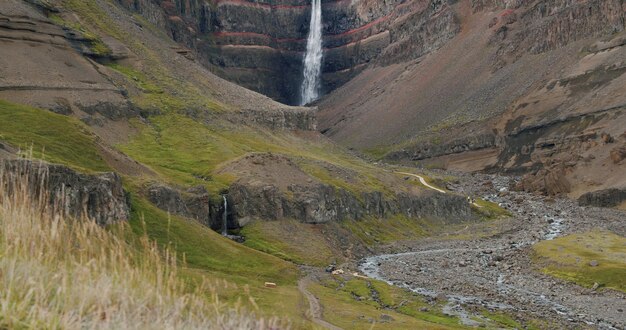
[221,195,228,236]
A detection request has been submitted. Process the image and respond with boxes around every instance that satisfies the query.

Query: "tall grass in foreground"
[0,160,282,329]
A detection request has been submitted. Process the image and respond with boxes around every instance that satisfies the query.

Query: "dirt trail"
[396,171,447,193]
[298,278,343,330]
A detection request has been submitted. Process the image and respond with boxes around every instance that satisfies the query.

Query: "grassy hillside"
[0,100,109,173]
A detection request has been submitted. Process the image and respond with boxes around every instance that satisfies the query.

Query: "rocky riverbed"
[359,173,626,329]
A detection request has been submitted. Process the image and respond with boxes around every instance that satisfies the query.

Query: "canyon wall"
[118,0,460,104]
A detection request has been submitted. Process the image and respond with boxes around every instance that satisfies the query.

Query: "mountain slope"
[318,0,626,197]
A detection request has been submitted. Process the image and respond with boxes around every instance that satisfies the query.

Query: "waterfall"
[221,195,228,236]
[300,0,323,105]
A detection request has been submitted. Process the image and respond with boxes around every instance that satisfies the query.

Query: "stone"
[589,260,599,267]
[264,282,277,288]
[610,146,626,164]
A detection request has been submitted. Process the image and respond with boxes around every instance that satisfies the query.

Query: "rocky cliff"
[118,0,460,104]
[229,181,471,225]
[1,159,130,225]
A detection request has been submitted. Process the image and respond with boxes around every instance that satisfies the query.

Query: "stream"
[357,173,625,329]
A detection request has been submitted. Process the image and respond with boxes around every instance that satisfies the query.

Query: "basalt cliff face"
[118,0,459,104]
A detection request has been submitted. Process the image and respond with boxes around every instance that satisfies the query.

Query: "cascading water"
[300,0,323,105]
[221,195,228,236]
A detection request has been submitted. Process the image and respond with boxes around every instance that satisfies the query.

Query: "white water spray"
[300,0,323,105]
[221,195,228,236]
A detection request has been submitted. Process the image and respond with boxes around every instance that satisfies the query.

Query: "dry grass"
[0,160,283,329]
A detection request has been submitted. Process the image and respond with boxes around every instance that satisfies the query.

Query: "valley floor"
[358,172,626,329]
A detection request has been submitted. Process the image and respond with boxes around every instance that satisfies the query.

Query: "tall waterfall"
[221,195,228,236]
[300,0,323,105]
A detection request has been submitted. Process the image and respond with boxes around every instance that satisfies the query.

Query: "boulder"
[578,188,626,208]
[517,166,571,196]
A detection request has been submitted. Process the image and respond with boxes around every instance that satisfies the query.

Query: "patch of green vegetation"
[0,100,109,172]
[240,219,337,266]
[363,145,393,160]
[480,311,524,329]
[120,115,242,194]
[311,277,463,329]
[430,136,442,145]
[471,198,511,220]
[107,63,162,94]
[533,230,626,292]
[341,215,427,246]
[106,63,212,113]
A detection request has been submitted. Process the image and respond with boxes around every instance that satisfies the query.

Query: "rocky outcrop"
[226,106,317,130]
[145,183,216,225]
[516,164,571,196]
[1,159,130,225]
[486,0,626,68]
[387,133,498,162]
[578,188,626,208]
[228,181,471,225]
